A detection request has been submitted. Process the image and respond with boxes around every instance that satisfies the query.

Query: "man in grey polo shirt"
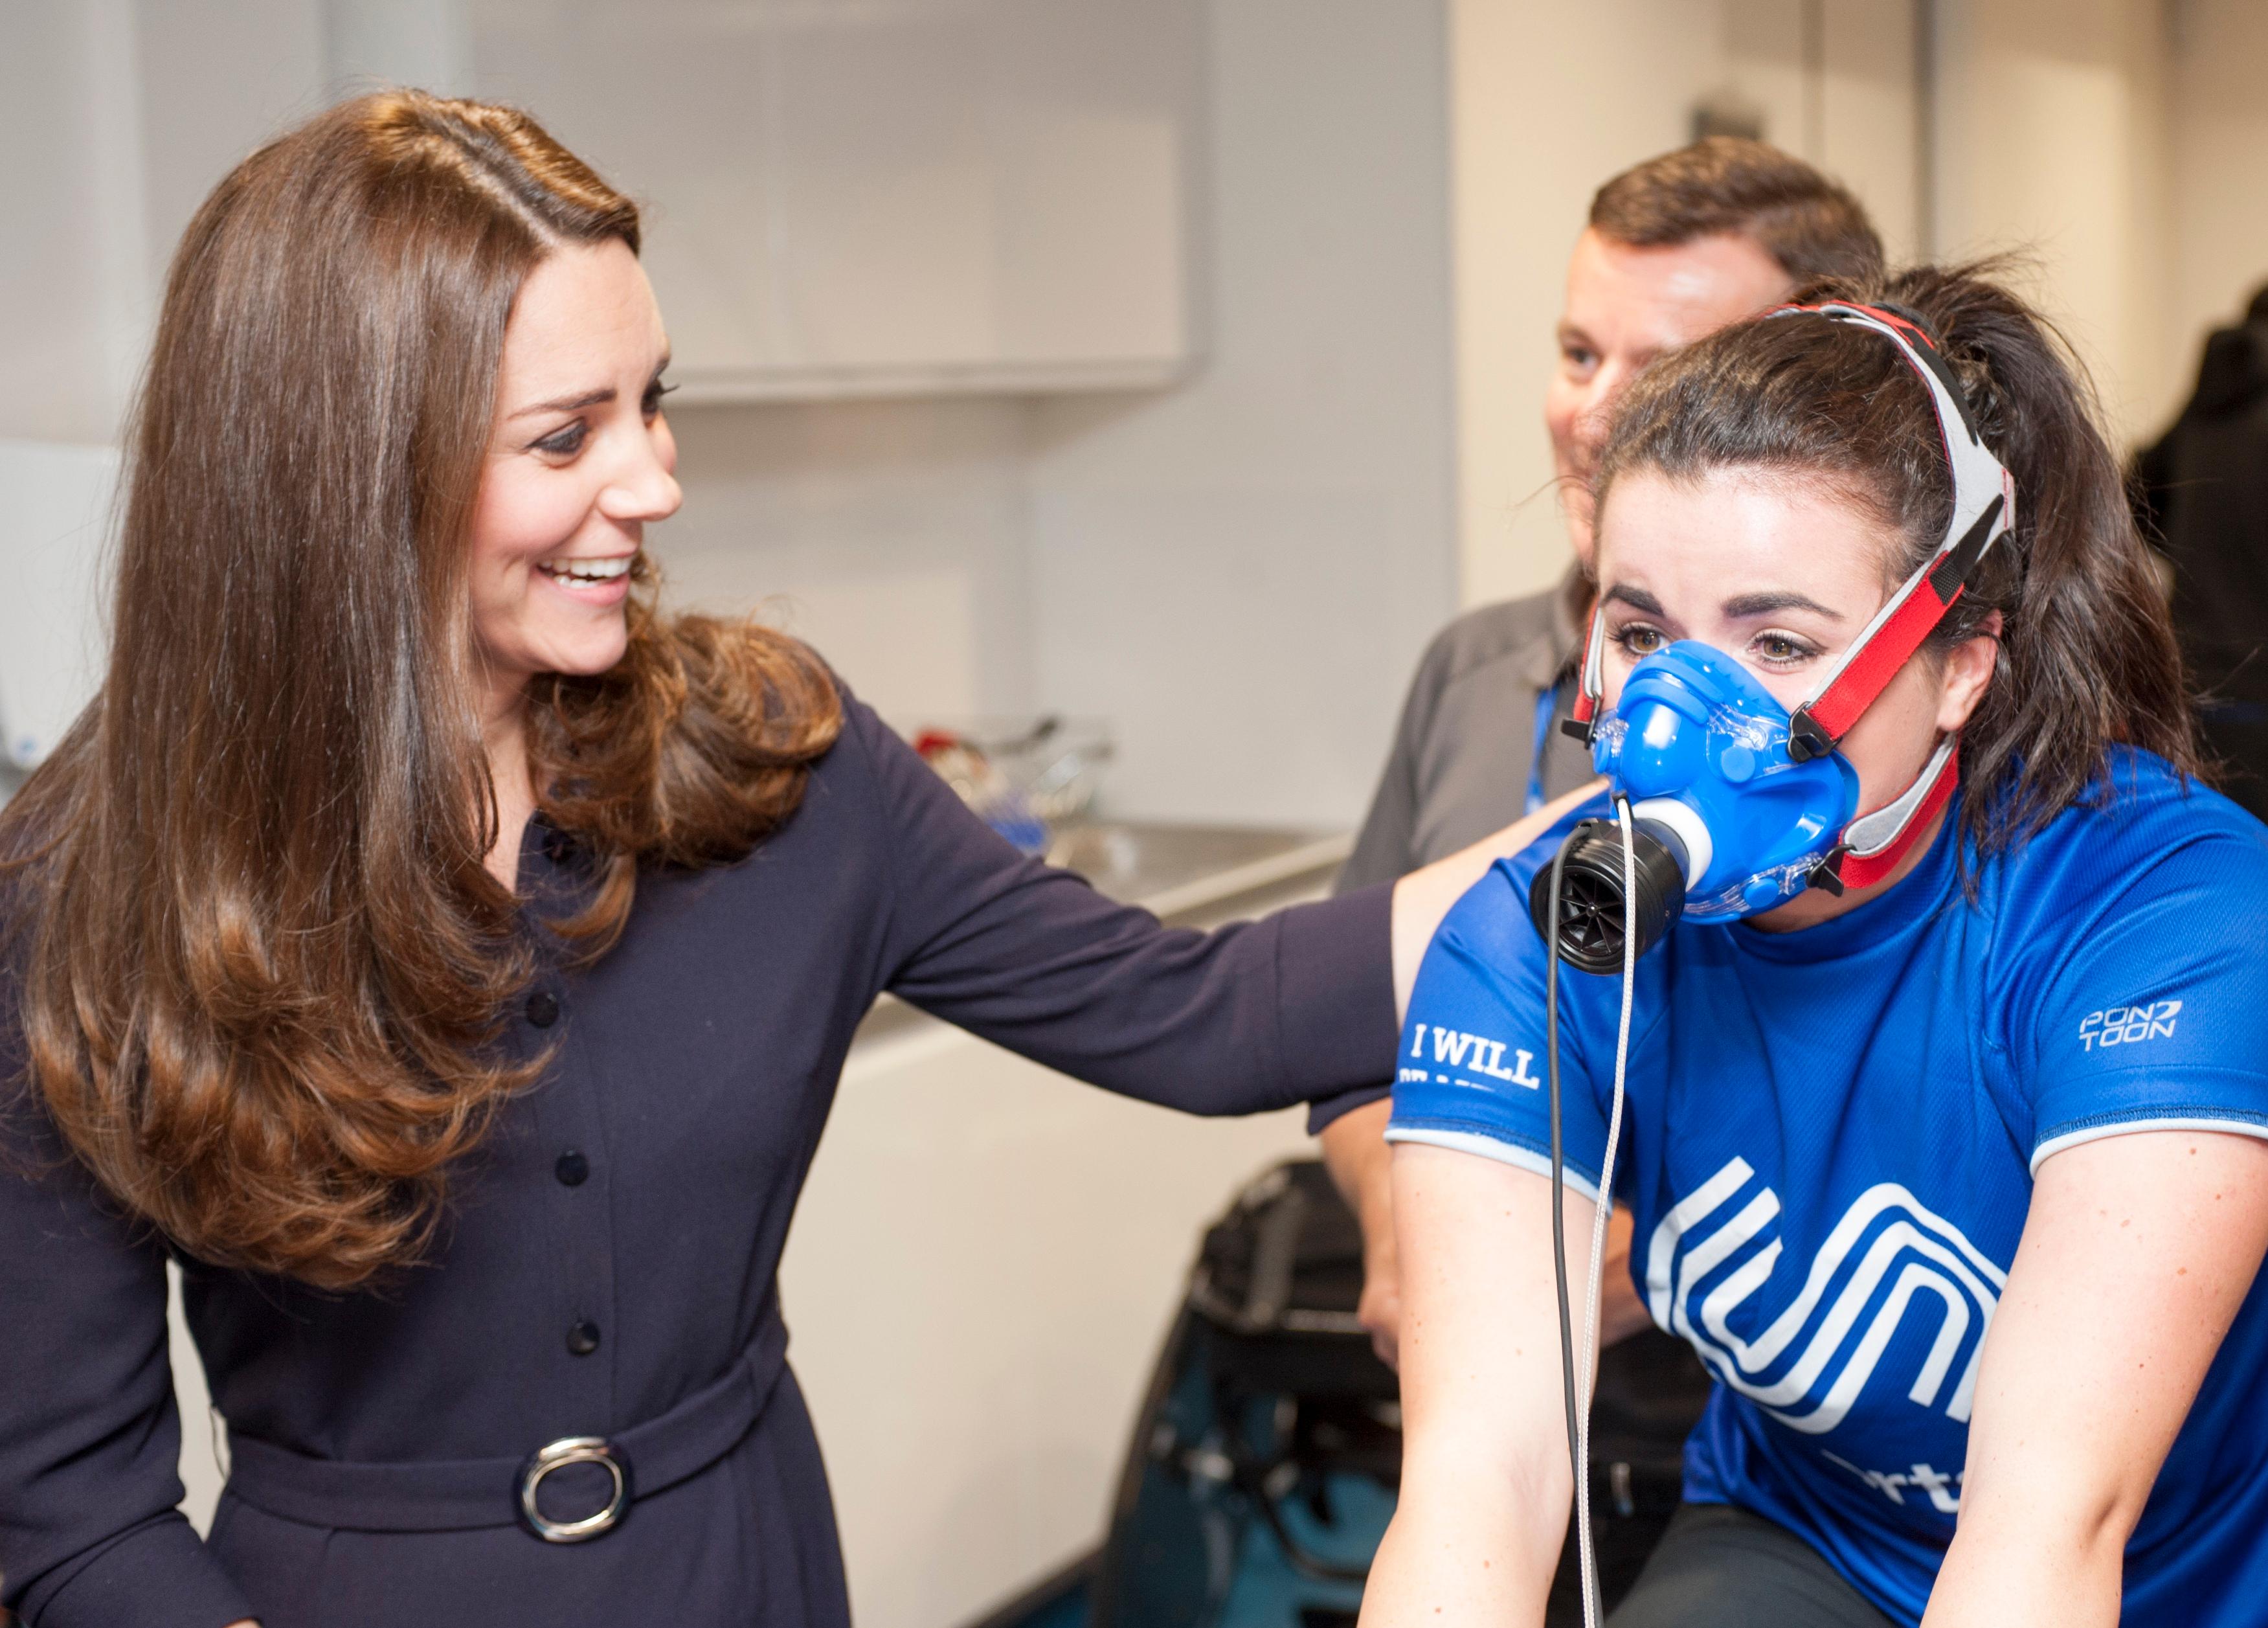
[1320,139,1884,1366]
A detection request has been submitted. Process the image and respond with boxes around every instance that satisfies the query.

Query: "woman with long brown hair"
[0,92,1507,1628]
[1363,264,2268,1627]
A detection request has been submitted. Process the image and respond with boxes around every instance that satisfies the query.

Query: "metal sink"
[1045,821,1347,915]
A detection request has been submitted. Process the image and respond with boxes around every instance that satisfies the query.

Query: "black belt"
[223,1304,788,1543]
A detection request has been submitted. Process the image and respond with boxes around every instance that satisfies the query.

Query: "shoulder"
[1434,796,1612,966]
[1979,751,2268,1014]
[779,675,904,820]
[1411,591,1567,697]
[1990,751,2268,914]
[1386,590,1571,784]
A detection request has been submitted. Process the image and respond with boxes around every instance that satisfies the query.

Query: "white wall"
[2160,0,2268,418]
[1020,0,1460,828]
[653,397,1039,726]
[0,2,152,444]
[660,0,1463,830]
[1931,0,2179,440]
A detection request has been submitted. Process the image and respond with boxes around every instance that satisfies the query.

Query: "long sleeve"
[839,700,1398,1116]
[0,1063,256,1628]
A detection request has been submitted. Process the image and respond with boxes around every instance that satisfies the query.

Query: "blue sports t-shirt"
[1387,751,2268,1627]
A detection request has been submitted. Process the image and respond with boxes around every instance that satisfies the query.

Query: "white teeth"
[541,556,633,583]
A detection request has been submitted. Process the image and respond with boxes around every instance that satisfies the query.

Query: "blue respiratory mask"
[1528,300,2016,971]
[1590,641,1857,921]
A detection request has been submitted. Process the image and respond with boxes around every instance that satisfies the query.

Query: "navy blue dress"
[0,695,1397,1628]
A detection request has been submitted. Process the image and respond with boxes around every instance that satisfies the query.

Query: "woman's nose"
[600,436,683,525]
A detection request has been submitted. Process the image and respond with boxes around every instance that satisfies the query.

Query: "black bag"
[1088,1159,1706,1628]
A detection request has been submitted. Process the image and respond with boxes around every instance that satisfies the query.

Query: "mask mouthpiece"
[1527,816,1689,972]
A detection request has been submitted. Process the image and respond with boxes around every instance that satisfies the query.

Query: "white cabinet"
[469,0,1197,401]
[778,835,1347,1628]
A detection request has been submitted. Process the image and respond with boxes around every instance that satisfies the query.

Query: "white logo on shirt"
[1406,1024,1542,1089]
[2078,1001,2181,1051]
[1822,1453,1964,1513]
[1646,1158,2008,1436]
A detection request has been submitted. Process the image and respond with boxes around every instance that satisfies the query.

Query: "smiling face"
[1547,228,1794,567]
[1593,466,1999,926]
[467,238,680,722]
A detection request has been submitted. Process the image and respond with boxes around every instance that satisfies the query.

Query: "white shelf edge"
[668,354,1193,406]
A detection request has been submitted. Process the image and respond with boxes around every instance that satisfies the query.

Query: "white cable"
[1574,797,1640,1628]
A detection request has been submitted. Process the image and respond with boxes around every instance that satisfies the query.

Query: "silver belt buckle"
[517,1436,631,1543]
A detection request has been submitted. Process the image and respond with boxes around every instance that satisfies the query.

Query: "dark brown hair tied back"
[1593,259,2199,863]
[0,91,839,1289]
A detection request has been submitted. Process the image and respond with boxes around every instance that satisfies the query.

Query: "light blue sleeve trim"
[1384,1125,1602,1204]
[2030,1114,2268,1174]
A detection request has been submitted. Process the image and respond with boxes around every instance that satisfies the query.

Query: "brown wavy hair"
[0,92,840,1289]
[1589,137,1883,286]
[1594,260,2199,861]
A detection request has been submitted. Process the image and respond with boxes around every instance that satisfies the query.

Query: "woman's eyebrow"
[1602,583,1665,615]
[1722,589,1842,620]
[511,385,614,420]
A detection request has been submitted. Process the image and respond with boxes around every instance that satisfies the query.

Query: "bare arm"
[1320,1101,1649,1368]
[1358,1143,1589,1627]
[1924,1129,2268,1627]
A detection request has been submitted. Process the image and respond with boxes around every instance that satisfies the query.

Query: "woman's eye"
[1612,624,1665,657]
[642,381,678,418]
[1750,632,1817,668]
[532,422,587,457]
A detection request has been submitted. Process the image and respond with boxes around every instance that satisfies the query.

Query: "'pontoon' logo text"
[2078,1001,2180,1051]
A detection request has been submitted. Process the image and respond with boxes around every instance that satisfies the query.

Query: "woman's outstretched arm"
[1360,1142,1591,1627]
[1925,1129,2268,1627]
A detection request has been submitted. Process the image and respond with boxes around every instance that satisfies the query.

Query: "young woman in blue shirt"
[1364,264,2268,1627]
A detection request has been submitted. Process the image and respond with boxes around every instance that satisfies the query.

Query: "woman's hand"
[1924,1129,2268,1627]
[1387,782,1602,1023]
[1358,1143,1590,1627]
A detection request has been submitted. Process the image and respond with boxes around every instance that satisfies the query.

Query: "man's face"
[1545,226,1793,569]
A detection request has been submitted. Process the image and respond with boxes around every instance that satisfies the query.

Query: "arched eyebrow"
[1602,583,1665,615]
[511,385,613,420]
[1721,591,1842,620]
[509,355,672,422]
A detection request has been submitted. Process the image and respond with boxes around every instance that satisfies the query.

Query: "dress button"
[566,1318,601,1357]
[525,989,560,1029]
[555,1150,589,1188]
